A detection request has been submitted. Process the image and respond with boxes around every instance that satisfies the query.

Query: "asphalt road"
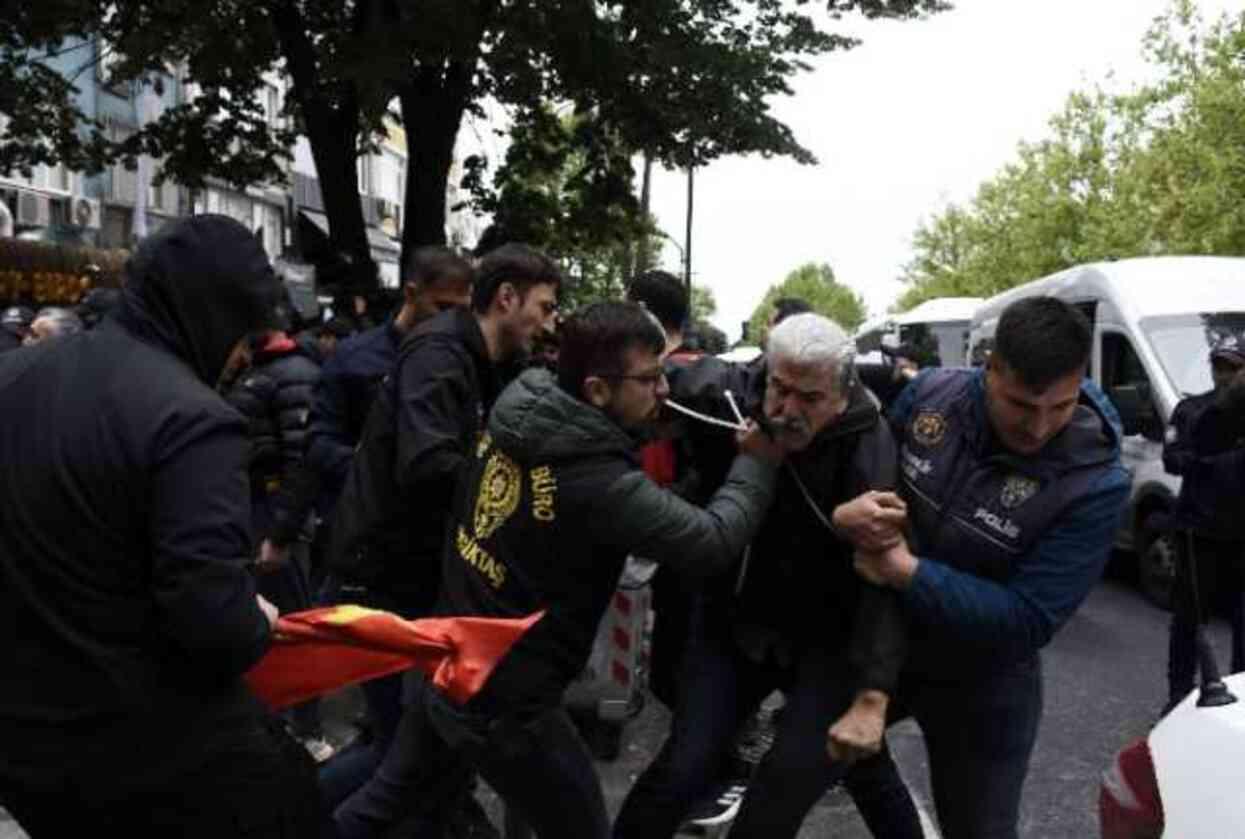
[2,567,1230,838]
[489,564,1227,838]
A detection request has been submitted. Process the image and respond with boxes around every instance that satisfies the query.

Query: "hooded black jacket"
[438,368,778,717]
[670,356,907,693]
[0,215,280,785]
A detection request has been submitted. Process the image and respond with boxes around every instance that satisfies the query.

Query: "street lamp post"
[684,163,694,292]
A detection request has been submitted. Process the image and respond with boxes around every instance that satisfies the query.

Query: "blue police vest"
[898,369,1118,585]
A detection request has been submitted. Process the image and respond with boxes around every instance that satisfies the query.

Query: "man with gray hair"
[615,312,921,839]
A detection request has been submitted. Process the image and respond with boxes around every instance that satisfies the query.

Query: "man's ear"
[495,281,517,314]
[582,376,612,409]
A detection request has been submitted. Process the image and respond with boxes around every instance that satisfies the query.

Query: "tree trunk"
[272,1,376,291]
[633,154,654,275]
[398,60,476,262]
[309,121,375,289]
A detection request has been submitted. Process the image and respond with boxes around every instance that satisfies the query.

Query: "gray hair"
[766,312,856,396]
[32,307,84,339]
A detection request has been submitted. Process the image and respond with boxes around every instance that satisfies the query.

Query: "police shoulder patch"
[912,409,948,447]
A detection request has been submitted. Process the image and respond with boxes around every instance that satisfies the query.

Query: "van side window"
[1074,301,1097,327]
[1102,331,1161,440]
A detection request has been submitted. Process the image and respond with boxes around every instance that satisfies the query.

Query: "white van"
[855,297,983,367]
[968,256,1245,607]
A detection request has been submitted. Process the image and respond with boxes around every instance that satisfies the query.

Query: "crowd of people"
[1,210,1179,839]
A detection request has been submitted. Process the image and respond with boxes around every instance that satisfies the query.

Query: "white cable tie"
[723,389,747,426]
[664,398,747,432]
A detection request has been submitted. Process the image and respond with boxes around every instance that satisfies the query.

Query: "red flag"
[245,606,543,710]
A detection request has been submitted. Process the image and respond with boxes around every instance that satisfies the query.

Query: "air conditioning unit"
[16,192,51,227]
[72,197,102,230]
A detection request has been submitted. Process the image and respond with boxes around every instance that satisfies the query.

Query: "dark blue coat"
[306,318,404,504]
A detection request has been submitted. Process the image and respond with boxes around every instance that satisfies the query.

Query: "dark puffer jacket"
[226,332,321,541]
[439,368,778,717]
[0,215,279,786]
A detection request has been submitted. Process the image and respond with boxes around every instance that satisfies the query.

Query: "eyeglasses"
[602,370,667,388]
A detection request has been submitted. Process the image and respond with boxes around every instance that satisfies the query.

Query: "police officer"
[838,296,1130,839]
[1162,332,1245,711]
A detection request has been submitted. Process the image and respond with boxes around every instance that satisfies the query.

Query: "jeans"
[894,656,1044,839]
[1168,533,1245,706]
[614,602,922,839]
[335,677,608,839]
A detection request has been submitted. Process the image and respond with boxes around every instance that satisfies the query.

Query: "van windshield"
[1142,313,1245,397]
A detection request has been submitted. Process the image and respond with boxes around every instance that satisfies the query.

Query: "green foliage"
[0,2,298,188]
[747,262,866,343]
[2,1,950,279]
[469,107,652,261]
[690,285,717,322]
[896,1,1245,311]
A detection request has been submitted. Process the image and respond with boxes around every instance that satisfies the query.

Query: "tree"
[894,1,1245,311]
[3,1,951,291]
[690,285,717,323]
[0,1,398,285]
[467,106,661,311]
[747,262,866,343]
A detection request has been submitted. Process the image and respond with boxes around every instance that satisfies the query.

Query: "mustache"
[767,415,810,435]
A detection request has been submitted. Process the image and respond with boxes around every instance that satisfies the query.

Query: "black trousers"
[891,658,1044,839]
[1168,533,1245,704]
[614,601,921,839]
[335,677,609,839]
[1,714,327,838]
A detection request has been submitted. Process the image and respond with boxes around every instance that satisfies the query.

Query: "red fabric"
[245,606,543,710]
[1099,737,1163,839]
[261,331,297,353]
[640,440,677,487]
[641,348,703,487]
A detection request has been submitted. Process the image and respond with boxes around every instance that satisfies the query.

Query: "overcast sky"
[645,0,1238,342]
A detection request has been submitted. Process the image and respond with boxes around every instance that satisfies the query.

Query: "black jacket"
[225,333,321,543]
[1165,388,1245,539]
[0,215,279,784]
[0,328,19,353]
[306,318,404,503]
[671,356,907,693]
[330,308,503,609]
[439,369,778,717]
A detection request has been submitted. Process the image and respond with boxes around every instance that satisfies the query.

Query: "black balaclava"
[115,215,281,386]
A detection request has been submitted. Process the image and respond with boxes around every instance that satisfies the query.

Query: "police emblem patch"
[912,410,947,447]
[1000,474,1039,510]
[474,451,521,540]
